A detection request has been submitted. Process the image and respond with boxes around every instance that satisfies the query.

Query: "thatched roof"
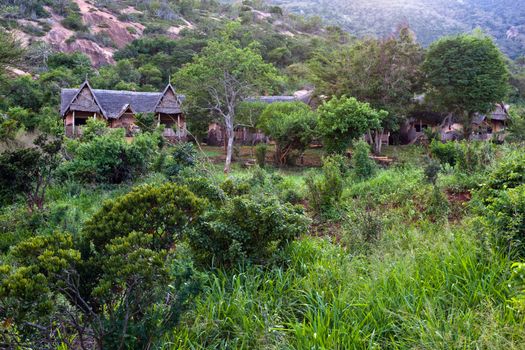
[246,90,313,105]
[60,81,184,119]
[473,104,510,125]
[246,96,297,104]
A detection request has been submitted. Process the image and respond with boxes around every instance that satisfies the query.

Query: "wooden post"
[177,114,181,138]
[72,111,76,137]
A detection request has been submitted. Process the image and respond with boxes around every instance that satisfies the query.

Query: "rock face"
[16,0,145,66]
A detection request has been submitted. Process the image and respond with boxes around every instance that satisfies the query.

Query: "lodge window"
[75,117,89,126]
[415,124,428,132]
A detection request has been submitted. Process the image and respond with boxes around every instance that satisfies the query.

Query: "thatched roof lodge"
[60,80,186,141]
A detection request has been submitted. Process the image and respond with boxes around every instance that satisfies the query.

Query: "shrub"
[423,156,441,185]
[257,102,317,166]
[317,96,386,154]
[187,195,310,266]
[220,177,251,197]
[82,182,206,252]
[60,129,160,184]
[430,139,458,166]
[510,262,525,311]
[481,184,525,256]
[306,156,345,217]
[61,12,87,31]
[342,206,383,250]
[455,141,495,174]
[426,185,450,222]
[430,140,495,174]
[255,143,268,167]
[352,140,376,180]
[475,150,525,205]
[277,177,305,205]
[181,177,226,205]
[164,142,197,178]
[0,135,62,211]
[1,230,202,349]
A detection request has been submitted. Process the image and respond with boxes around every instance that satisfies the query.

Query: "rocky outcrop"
[14,0,145,66]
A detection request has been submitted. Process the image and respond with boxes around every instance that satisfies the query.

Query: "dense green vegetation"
[1,1,525,348]
[2,130,525,347]
[270,0,525,59]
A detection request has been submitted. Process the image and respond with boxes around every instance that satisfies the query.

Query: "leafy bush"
[475,150,525,205]
[480,184,525,256]
[423,156,441,184]
[258,101,317,166]
[255,143,268,167]
[164,142,197,178]
[1,229,202,349]
[187,195,310,266]
[430,140,495,174]
[426,185,450,222]
[455,141,495,174]
[82,182,206,252]
[430,139,458,166]
[0,135,62,210]
[61,12,87,31]
[510,262,525,311]
[473,151,525,256]
[342,205,383,250]
[352,140,376,180]
[306,156,345,217]
[317,96,386,154]
[220,177,251,197]
[60,128,160,184]
[181,177,226,205]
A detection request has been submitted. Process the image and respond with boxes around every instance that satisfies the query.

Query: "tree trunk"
[463,112,474,141]
[224,117,234,173]
[369,129,384,155]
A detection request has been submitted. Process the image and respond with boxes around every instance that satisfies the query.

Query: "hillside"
[0,0,331,67]
[269,0,525,58]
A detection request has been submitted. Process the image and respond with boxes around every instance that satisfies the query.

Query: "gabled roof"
[60,82,185,119]
[153,83,183,114]
[115,103,135,119]
[62,80,107,117]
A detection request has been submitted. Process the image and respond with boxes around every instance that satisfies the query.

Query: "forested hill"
[268,0,525,58]
[0,0,343,68]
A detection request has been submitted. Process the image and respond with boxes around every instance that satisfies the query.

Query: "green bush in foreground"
[60,127,161,184]
[352,139,376,180]
[306,155,346,217]
[82,182,206,252]
[187,195,310,267]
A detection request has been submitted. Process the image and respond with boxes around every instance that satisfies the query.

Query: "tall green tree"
[174,26,282,172]
[310,27,424,153]
[258,101,318,165]
[318,96,386,155]
[423,33,509,139]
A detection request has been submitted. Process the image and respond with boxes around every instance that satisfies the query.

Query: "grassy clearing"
[163,162,525,349]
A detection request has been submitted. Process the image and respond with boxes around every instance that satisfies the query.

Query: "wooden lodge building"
[60,80,187,141]
[401,103,510,144]
[206,91,314,146]
[61,82,508,147]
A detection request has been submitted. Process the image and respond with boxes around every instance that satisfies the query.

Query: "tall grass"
[168,224,522,349]
[164,163,524,349]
